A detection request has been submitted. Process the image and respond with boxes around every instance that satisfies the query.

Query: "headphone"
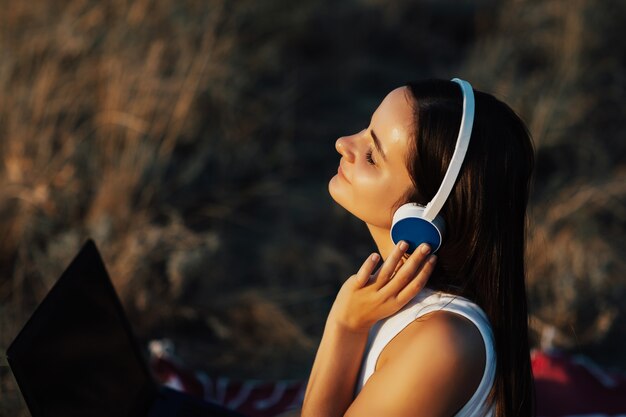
[390,78,475,254]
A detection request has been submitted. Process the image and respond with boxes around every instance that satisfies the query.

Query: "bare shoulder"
[377,309,486,373]
[345,310,486,417]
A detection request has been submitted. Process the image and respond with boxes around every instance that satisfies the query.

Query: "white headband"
[422,78,475,221]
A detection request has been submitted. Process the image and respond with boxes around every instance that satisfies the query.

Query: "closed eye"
[366,148,376,165]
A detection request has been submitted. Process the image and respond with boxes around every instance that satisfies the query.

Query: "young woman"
[290,78,535,417]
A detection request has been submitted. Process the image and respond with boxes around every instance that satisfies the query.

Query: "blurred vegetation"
[1,0,625,415]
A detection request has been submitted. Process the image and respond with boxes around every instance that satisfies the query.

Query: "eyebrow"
[370,129,388,162]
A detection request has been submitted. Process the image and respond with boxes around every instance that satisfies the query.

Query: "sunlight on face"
[328,86,415,229]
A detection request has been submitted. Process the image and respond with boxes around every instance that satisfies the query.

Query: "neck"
[366,223,397,261]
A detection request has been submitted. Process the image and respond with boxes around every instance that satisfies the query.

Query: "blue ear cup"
[390,203,446,254]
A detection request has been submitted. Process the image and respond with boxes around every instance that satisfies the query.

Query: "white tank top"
[354,287,496,417]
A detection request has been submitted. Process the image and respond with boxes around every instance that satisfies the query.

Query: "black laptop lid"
[7,239,156,417]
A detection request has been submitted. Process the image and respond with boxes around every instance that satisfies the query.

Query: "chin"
[328,175,348,208]
[328,176,391,228]
[327,174,340,198]
[327,184,362,221]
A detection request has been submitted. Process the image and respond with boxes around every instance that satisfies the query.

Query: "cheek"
[351,169,405,227]
[328,162,411,228]
[359,174,413,224]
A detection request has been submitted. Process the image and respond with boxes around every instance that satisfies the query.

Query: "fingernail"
[420,244,431,254]
[370,253,380,263]
[428,254,437,264]
[398,241,408,250]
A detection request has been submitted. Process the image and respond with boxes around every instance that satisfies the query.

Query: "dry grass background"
[1,0,625,415]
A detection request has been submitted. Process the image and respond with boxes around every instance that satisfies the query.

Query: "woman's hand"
[327,240,437,334]
[302,241,435,417]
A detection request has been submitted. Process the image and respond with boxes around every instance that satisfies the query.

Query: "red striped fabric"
[149,342,626,417]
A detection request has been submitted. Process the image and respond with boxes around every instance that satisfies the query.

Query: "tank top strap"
[354,288,496,417]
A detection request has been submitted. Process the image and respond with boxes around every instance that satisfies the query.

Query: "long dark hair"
[401,79,536,417]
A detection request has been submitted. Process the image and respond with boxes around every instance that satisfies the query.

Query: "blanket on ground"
[148,341,626,417]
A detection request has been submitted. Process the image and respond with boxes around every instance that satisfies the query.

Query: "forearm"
[301,316,369,417]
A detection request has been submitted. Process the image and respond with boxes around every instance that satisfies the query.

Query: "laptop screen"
[7,240,155,417]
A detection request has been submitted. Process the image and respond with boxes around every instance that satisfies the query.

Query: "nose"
[335,136,355,162]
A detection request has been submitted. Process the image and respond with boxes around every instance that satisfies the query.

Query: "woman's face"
[328,86,415,229]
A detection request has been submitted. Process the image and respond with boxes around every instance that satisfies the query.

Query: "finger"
[354,253,381,288]
[380,243,431,296]
[395,254,437,305]
[371,241,409,290]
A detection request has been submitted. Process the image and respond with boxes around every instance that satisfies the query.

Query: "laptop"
[6,239,248,417]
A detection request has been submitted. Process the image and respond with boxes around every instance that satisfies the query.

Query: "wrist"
[326,312,373,336]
